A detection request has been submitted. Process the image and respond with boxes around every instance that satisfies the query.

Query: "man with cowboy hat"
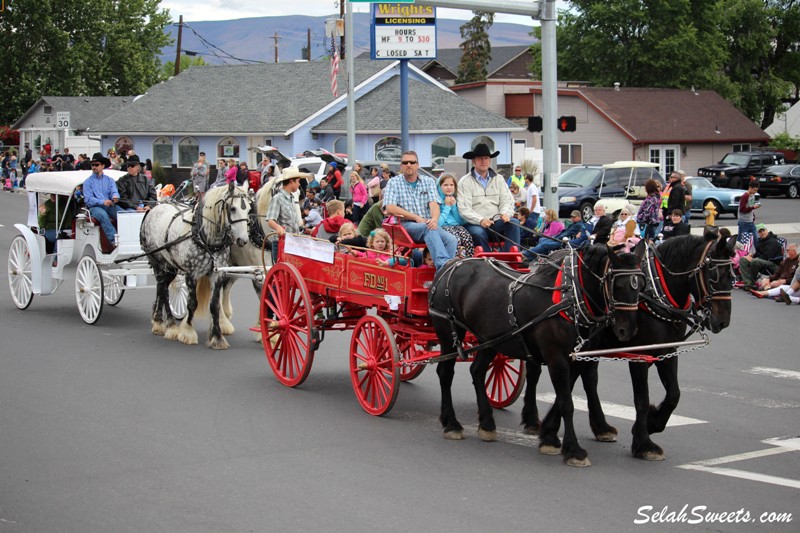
[82,152,120,246]
[117,155,157,212]
[266,166,308,263]
[457,143,521,252]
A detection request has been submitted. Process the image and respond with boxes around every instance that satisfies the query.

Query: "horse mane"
[256,182,273,216]
[656,234,709,269]
[200,184,247,243]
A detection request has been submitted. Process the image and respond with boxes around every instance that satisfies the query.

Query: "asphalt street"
[0,190,798,532]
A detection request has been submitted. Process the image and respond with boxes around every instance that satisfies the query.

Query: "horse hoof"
[164,326,180,340]
[208,337,230,350]
[220,321,235,336]
[642,451,666,461]
[566,457,592,468]
[523,425,540,436]
[539,444,561,455]
[178,332,198,345]
[151,322,166,336]
[478,429,497,442]
[444,430,464,440]
[595,432,618,443]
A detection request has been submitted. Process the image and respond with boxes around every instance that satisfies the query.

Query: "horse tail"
[194,275,211,318]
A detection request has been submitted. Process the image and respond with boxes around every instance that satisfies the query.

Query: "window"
[217,137,239,159]
[178,137,199,167]
[601,168,629,189]
[733,144,751,152]
[43,106,53,115]
[153,137,173,166]
[374,136,402,161]
[649,145,678,175]
[114,136,134,156]
[559,144,583,165]
[431,136,455,167]
[471,136,494,153]
[333,137,347,154]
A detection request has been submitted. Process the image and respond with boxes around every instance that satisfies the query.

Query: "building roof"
[411,45,531,78]
[312,78,522,133]
[90,61,389,135]
[765,101,800,137]
[12,96,135,131]
[557,87,769,144]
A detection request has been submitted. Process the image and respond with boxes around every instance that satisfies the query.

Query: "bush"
[769,132,800,152]
[151,161,168,186]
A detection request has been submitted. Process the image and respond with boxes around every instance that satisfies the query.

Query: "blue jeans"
[464,218,521,253]
[89,204,119,244]
[738,220,756,240]
[401,221,457,270]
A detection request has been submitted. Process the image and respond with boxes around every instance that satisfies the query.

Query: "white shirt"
[526,182,542,214]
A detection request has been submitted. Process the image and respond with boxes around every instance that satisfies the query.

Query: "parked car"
[684,176,760,217]
[697,151,785,189]
[249,146,346,185]
[752,164,800,199]
[358,160,438,180]
[559,161,665,221]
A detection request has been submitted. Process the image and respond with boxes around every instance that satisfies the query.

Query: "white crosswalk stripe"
[743,366,800,380]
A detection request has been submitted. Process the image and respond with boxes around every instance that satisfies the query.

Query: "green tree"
[456,11,494,84]
[0,0,172,124]
[160,54,208,79]
[721,0,800,128]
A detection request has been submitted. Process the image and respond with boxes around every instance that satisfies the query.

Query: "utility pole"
[339,1,346,59]
[307,28,312,61]
[173,15,183,77]
[272,32,279,63]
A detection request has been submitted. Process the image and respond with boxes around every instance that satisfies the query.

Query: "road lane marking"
[536,393,707,427]
[677,436,800,489]
[744,366,800,380]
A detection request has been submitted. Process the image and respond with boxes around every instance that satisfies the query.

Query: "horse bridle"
[695,241,734,306]
[574,252,645,316]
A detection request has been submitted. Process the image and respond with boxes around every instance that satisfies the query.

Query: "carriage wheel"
[169,275,188,319]
[350,316,400,416]
[260,263,315,387]
[103,273,125,306]
[486,354,526,409]
[395,333,426,382]
[8,235,34,310]
[75,256,104,324]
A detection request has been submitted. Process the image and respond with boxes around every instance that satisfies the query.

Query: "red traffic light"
[557,116,576,132]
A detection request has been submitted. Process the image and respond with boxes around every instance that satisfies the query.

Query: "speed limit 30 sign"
[56,112,71,129]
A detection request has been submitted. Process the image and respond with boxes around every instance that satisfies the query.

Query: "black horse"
[530,231,735,460]
[429,243,646,467]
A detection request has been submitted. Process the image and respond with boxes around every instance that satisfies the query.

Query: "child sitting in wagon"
[351,228,408,267]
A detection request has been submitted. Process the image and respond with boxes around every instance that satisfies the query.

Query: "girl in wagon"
[351,228,408,267]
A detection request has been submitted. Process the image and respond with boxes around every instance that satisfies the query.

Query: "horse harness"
[428,252,645,363]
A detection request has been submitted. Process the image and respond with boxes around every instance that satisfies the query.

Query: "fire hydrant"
[704,200,718,226]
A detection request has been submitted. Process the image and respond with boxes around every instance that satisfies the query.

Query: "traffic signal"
[557,116,577,132]
[527,116,543,132]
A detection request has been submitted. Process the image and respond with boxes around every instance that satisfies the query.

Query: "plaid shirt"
[382,175,440,219]
[266,188,300,234]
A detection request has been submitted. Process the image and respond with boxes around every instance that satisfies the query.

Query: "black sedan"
[754,164,800,199]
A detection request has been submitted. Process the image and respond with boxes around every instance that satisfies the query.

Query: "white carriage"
[7,170,188,324]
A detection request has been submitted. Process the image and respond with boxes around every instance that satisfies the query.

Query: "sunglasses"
[400,160,418,165]
[91,163,103,167]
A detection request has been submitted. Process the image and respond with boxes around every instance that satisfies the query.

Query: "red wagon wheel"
[485,354,526,409]
[395,332,426,382]
[260,263,315,387]
[350,316,400,416]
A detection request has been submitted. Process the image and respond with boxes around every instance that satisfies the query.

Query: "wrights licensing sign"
[370,3,437,60]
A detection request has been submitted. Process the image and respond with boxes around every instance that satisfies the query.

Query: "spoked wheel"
[75,256,104,324]
[260,263,315,387]
[103,273,125,306]
[350,316,400,416]
[8,235,34,310]
[395,332,426,382]
[485,354,526,409]
[169,275,188,319]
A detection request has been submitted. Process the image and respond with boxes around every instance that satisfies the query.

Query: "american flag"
[330,36,339,97]
[737,232,754,254]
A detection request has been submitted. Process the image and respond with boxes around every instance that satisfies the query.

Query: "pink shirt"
[351,182,369,207]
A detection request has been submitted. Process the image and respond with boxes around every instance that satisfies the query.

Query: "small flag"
[330,36,339,97]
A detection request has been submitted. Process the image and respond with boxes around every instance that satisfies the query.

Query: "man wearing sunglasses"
[82,152,120,247]
[383,150,457,269]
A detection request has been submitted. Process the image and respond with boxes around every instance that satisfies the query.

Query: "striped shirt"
[266,188,301,234]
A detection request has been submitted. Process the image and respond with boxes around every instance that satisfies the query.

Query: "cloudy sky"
[159,0,541,25]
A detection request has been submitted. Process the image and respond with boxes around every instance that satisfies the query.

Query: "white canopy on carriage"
[25,169,127,196]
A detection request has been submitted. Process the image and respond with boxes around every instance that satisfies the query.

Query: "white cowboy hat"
[273,166,311,184]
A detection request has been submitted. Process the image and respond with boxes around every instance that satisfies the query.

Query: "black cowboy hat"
[462,143,500,160]
[90,152,112,168]
[122,154,143,170]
